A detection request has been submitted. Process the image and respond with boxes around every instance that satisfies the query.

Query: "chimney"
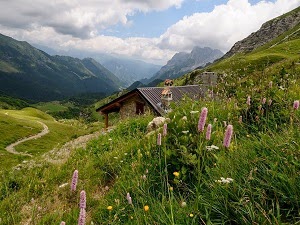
[161,79,173,111]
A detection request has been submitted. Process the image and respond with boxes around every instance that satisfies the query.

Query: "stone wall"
[193,72,218,89]
[119,95,152,119]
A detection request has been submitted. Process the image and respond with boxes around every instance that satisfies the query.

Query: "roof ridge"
[137,85,199,90]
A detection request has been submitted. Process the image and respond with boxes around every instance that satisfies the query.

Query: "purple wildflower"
[293,100,299,110]
[268,99,272,106]
[163,123,167,136]
[246,96,251,106]
[269,81,273,88]
[223,125,233,148]
[157,133,162,146]
[126,193,132,205]
[238,116,242,124]
[71,170,78,192]
[198,107,208,132]
[78,208,86,225]
[206,124,212,140]
[80,190,86,209]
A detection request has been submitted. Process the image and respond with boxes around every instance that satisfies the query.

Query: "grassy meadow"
[0,60,299,224]
[0,107,100,173]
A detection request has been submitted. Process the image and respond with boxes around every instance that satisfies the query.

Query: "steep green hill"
[178,6,300,90]
[0,34,122,101]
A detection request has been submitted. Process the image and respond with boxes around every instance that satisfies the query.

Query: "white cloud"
[158,0,300,52]
[0,0,299,64]
[0,0,184,38]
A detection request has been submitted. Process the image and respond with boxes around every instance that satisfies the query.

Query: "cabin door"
[136,102,145,115]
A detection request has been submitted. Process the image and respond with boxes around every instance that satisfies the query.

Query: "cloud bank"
[0,0,299,64]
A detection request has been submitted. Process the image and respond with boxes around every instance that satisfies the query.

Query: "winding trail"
[42,131,101,164]
[5,121,49,157]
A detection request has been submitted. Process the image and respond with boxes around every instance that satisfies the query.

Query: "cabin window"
[136,102,144,115]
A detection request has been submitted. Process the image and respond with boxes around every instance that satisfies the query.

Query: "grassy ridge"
[0,107,98,173]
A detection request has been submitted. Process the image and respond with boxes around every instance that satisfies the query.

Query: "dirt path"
[42,131,101,164]
[13,127,114,170]
[5,121,49,157]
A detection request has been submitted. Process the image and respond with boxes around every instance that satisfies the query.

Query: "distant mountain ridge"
[223,6,300,59]
[97,57,161,87]
[0,33,122,101]
[147,46,223,85]
[33,44,161,87]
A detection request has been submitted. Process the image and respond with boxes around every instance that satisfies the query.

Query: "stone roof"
[96,85,203,115]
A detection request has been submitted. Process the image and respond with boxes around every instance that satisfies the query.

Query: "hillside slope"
[177,6,300,88]
[222,6,300,59]
[0,34,122,101]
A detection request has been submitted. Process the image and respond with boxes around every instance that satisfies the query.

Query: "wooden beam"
[104,113,108,129]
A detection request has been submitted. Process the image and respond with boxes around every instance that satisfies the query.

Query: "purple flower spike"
[71,170,78,192]
[238,116,242,124]
[223,125,233,148]
[246,96,251,106]
[293,100,299,110]
[126,192,132,205]
[157,133,162,146]
[78,208,86,225]
[163,123,167,136]
[198,107,208,132]
[80,190,86,209]
[206,124,212,140]
[268,99,272,106]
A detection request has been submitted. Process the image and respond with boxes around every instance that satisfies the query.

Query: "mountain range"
[145,46,223,86]
[0,34,122,101]
[34,45,161,87]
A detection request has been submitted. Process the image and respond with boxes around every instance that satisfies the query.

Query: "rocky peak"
[223,6,300,59]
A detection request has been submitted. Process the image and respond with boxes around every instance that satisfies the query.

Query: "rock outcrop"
[223,6,300,59]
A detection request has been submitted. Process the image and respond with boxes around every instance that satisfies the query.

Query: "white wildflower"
[182,130,189,134]
[181,201,187,207]
[182,116,187,121]
[190,111,199,114]
[216,177,234,184]
[59,183,69,188]
[206,145,219,151]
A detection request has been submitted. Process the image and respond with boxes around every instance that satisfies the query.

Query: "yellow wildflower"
[173,172,180,177]
[169,187,173,191]
[189,213,194,217]
[107,206,113,211]
[144,205,149,212]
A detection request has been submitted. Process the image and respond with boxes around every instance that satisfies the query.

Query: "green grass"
[34,101,71,113]
[0,107,98,173]
[0,80,299,224]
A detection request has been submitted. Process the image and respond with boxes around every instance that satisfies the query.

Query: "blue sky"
[0,0,298,64]
[103,0,277,38]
